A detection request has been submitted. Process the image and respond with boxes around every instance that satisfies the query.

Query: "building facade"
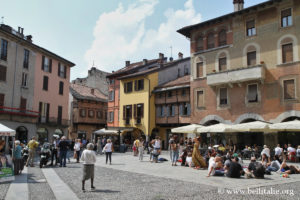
[178,0,300,148]
[0,24,75,143]
[69,84,107,140]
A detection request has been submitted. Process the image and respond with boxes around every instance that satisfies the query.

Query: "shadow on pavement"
[90,189,120,193]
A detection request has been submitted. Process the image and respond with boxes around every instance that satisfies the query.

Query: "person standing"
[50,136,58,166]
[168,135,174,161]
[104,139,113,164]
[133,138,140,156]
[97,137,102,155]
[26,137,39,167]
[81,143,96,192]
[58,136,69,167]
[138,138,144,161]
[192,137,207,169]
[74,139,81,163]
[170,137,179,166]
[13,140,23,175]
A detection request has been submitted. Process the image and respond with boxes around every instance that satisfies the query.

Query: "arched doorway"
[16,126,28,144]
[37,128,48,144]
[237,119,264,149]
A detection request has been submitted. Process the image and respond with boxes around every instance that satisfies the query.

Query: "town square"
[1,0,300,199]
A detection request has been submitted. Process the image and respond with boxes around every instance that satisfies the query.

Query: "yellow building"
[119,68,159,141]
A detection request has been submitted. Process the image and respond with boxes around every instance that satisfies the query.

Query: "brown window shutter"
[284,79,295,99]
[218,30,227,46]
[134,80,138,91]
[42,56,45,70]
[141,103,144,117]
[282,43,293,63]
[0,93,4,107]
[220,88,227,105]
[196,62,203,78]
[219,57,227,71]
[207,33,215,49]
[124,83,127,93]
[140,79,144,90]
[46,103,50,122]
[123,105,126,119]
[197,91,204,107]
[197,37,203,51]
[58,63,60,76]
[247,51,256,66]
[20,97,27,111]
[64,65,67,78]
[282,8,291,17]
[248,84,258,102]
[134,104,137,119]
[0,66,6,81]
[49,59,52,73]
[129,105,132,119]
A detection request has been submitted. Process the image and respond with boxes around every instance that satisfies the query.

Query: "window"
[109,79,115,85]
[197,36,204,51]
[0,65,7,81]
[180,103,190,116]
[58,63,66,78]
[197,91,204,108]
[134,103,144,119]
[247,51,256,66]
[0,94,4,107]
[123,105,132,119]
[59,81,64,95]
[109,111,114,122]
[281,8,292,27]
[135,79,144,91]
[20,97,27,111]
[0,39,8,61]
[57,106,62,124]
[124,82,133,93]
[23,49,29,69]
[21,73,28,87]
[41,56,52,73]
[207,33,215,49]
[219,57,227,71]
[283,79,295,100]
[160,105,165,117]
[182,89,186,96]
[167,91,172,97]
[246,20,256,36]
[109,91,115,101]
[80,109,86,117]
[88,110,94,118]
[184,66,189,75]
[196,62,203,78]
[247,84,258,103]
[218,29,227,46]
[171,105,175,116]
[97,111,102,119]
[39,102,50,123]
[43,76,49,91]
[282,43,293,63]
[167,105,172,117]
[219,88,228,105]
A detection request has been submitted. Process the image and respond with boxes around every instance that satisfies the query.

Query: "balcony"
[0,106,39,118]
[207,65,265,86]
[38,117,70,127]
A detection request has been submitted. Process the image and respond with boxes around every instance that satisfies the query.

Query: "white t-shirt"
[74,142,81,151]
[186,156,192,164]
[154,140,161,149]
[80,149,96,165]
[208,160,216,175]
[287,147,296,153]
[104,143,113,152]
[274,147,282,155]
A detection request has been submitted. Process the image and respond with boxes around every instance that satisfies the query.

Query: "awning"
[197,123,233,133]
[94,128,119,136]
[0,123,16,136]
[171,124,204,134]
[227,121,270,132]
[269,120,300,132]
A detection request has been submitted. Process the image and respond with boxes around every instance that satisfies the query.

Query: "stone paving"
[0,152,299,200]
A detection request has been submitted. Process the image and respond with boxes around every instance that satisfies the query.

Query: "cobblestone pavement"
[54,162,300,200]
[0,182,10,200]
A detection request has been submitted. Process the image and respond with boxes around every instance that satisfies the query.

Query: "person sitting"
[226,157,243,178]
[287,144,296,162]
[274,144,283,157]
[261,153,271,168]
[280,161,300,174]
[297,145,300,163]
[233,153,243,165]
[245,157,265,179]
[207,156,224,177]
[185,152,193,167]
[261,145,270,158]
[218,144,226,155]
[266,155,281,173]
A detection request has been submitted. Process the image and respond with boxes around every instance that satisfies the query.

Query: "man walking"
[58,136,69,167]
[50,136,59,166]
[26,137,39,167]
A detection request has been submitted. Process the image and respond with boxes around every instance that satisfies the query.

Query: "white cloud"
[84,0,201,72]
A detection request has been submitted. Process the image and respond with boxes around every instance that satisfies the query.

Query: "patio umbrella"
[0,123,16,136]
[94,128,118,136]
[171,124,204,134]
[269,120,300,132]
[227,121,270,132]
[197,123,233,133]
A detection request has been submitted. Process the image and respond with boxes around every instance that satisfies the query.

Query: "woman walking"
[138,138,144,161]
[13,140,23,175]
[192,137,207,169]
[74,139,81,163]
[81,143,96,192]
[104,139,113,164]
[170,137,179,166]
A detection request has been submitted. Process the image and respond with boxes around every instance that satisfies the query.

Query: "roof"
[0,24,75,67]
[118,66,160,80]
[70,83,107,102]
[177,0,276,38]
[153,75,190,93]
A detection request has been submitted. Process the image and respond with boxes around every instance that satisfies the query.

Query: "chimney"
[178,52,183,59]
[21,28,24,35]
[159,53,164,60]
[18,27,21,33]
[233,0,244,12]
[143,59,148,65]
[26,35,32,42]
[125,61,130,67]
[91,88,95,95]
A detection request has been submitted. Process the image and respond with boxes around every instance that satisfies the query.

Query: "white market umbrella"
[269,120,300,132]
[171,124,204,134]
[94,128,118,136]
[228,121,270,132]
[197,123,233,133]
[0,123,16,136]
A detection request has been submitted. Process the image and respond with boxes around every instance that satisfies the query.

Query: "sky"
[0,0,266,80]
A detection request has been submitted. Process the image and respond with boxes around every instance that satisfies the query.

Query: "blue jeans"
[214,170,225,176]
[172,150,179,163]
[60,150,67,166]
[266,166,277,172]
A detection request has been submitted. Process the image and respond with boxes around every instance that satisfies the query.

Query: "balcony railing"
[207,65,265,86]
[0,106,39,117]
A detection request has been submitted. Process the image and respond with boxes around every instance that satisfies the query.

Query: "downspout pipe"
[144,76,151,142]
